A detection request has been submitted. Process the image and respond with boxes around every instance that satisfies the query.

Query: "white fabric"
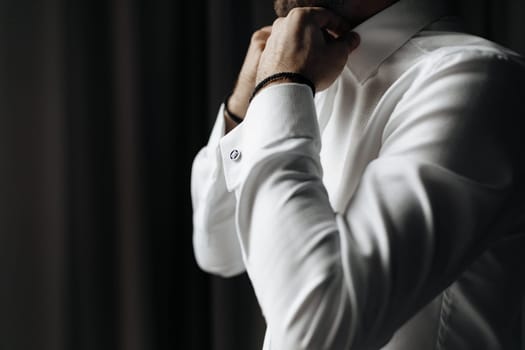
[191,0,525,348]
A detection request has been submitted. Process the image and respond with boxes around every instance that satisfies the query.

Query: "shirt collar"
[347,0,448,83]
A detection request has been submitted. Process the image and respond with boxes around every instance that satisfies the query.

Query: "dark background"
[0,1,523,349]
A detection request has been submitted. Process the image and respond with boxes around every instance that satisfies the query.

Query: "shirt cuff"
[200,104,227,181]
[208,104,227,149]
[219,83,320,192]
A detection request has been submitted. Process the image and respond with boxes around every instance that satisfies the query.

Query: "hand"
[256,7,360,92]
[228,26,273,119]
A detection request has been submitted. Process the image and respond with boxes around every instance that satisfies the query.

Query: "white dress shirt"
[191,0,525,348]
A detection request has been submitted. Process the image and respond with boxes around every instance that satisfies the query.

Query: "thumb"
[344,31,360,52]
[327,31,360,58]
[308,7,351,36]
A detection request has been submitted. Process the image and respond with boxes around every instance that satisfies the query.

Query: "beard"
[273,0,345,17]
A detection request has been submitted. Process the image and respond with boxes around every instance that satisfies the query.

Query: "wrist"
[250,72,315,102]
[225,94,244,121]
[227,92,250,118]
[229,77,255,115]
[223,109,238,134]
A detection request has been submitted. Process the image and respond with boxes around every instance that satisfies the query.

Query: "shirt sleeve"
[191,105,246,277]
[218,52,525,349]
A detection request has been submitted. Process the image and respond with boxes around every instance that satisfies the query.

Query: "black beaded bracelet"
[224,95,244,124]
[250,72,316,102]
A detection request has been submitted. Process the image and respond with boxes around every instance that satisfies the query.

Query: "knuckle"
[287,7,309,22]
[251,30,264,41]
[251,28,270,43]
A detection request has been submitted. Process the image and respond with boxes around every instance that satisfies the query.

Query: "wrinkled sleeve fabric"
[191,106,246,277]
[217,52,524,350]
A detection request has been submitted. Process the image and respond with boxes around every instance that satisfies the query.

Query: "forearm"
[220,85,356,348]
[238,152,355,349]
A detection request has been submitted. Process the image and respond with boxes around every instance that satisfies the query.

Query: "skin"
[225,0,399,133]
[273,0,389,26]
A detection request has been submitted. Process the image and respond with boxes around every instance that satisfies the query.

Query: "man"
[192,0,525,348]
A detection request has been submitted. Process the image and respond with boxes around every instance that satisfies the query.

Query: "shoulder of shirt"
[407,20,525,71]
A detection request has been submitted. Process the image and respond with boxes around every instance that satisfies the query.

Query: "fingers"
[260,25,273,33]
[288,7,351,37]
[286,7,359,52]
[255,7,359,92]
[257,25,273,38]
[252,25,272,44]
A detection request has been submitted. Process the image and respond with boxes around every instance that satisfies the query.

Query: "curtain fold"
[0,1,523,349]
[0,1,67,349]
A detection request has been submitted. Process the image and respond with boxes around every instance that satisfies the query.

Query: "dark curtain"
[0,1,523,350]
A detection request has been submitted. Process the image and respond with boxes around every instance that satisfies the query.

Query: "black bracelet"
[224,95,244,124]
[250,72,316,102]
